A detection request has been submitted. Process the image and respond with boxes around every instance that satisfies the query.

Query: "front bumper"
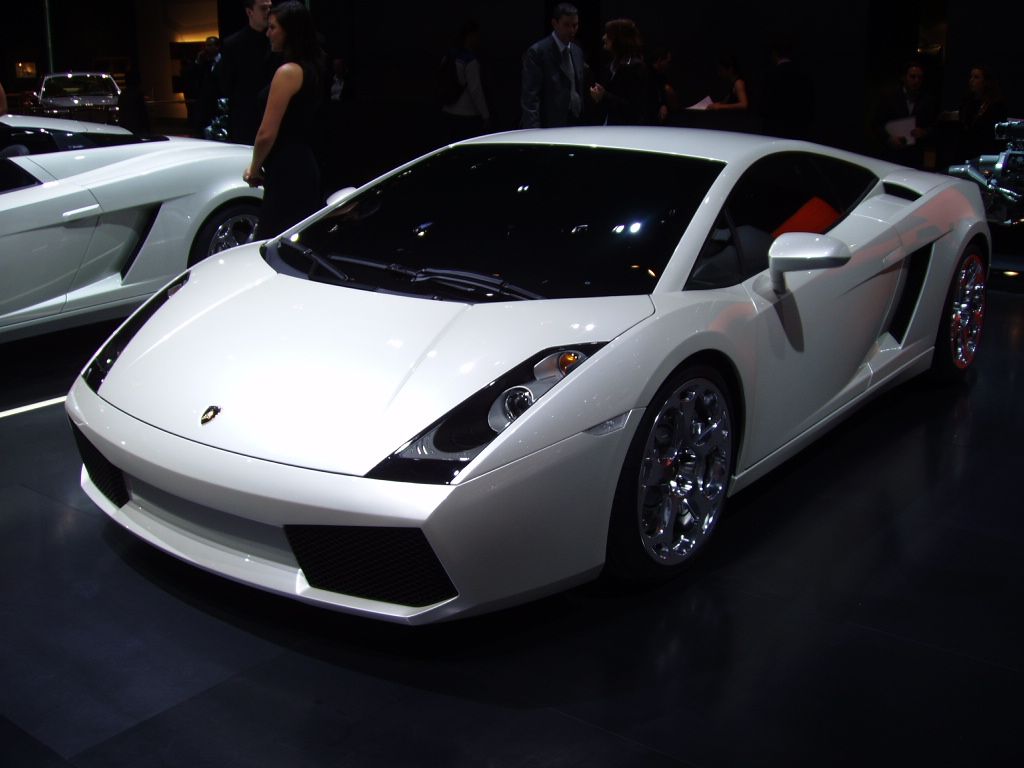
[66,381,638,624]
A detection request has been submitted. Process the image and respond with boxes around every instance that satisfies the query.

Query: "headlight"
[367,344,604,484]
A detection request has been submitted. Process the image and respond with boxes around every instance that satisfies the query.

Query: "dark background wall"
[5,1,1021,185]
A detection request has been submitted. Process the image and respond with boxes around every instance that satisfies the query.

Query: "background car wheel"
[930,244,987,381]
[188,202,260,267]
[606,364,736,582]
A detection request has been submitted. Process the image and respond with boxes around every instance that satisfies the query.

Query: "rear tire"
[188,202,260,267]
[605,364,736,582]
[930,244,987,381]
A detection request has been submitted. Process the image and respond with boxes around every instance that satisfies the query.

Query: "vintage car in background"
[0,115,260,341]
[68,126,989,624]
[948,119,1024,228]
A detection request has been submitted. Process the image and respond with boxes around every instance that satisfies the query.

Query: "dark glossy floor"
[2,278,1023,767]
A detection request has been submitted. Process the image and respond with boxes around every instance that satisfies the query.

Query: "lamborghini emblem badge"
[201,406,221,425]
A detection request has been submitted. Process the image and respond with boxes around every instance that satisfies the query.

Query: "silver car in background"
[29,72,121,124]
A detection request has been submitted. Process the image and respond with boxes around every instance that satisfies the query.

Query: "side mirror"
[768,232,851,294]
[326,186,357,207]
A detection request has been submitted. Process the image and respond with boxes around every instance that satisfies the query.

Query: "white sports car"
[66,128,989,624]
[1,115,260,341]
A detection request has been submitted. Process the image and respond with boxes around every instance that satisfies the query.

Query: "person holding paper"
[873,60,936,169]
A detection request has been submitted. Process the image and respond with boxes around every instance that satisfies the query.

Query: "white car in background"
[67,127,989,624]
[1,115,260,341]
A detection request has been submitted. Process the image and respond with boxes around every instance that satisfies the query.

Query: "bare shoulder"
[276,62,304,79]
[273,62,304,85]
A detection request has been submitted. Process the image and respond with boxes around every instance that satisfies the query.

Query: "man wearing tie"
[521,3,586,128]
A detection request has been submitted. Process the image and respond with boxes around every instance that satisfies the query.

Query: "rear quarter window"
[0,159,40,193]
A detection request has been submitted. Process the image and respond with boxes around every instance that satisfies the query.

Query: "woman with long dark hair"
[958,64,1007,159]
[707,54,749,112]
[588,18,652,126]
[244,1,325,238]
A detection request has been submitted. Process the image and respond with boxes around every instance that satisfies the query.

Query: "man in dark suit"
[218,0,274,145]
[520,3,586,128]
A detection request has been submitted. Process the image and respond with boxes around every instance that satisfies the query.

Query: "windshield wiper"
[326,254,544,300]
[413,267,545,300]
[278,239,350,285]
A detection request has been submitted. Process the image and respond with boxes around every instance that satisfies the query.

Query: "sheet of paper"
[687,96,712,111]
[886,117,917,146]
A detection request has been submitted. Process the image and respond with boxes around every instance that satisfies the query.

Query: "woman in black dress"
[244,1,324,238]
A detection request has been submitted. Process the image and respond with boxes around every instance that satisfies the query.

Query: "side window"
[1,128,60,156]
[686,212,741,289]
[718,153,857,283]
[730,152,838,234]
[0,159,41,194]
[685,209,776,290]
[809,154,877,213]
[51,131,93,151]
[686,153,878,291]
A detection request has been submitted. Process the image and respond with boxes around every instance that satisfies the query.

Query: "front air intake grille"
[285,525,457,607]
[70,422,129,507]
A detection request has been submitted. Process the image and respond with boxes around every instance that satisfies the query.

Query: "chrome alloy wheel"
[207,212,259,256]
[637,377,732,565]
[948,251,986,370]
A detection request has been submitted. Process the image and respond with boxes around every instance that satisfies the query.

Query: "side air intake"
[70,422,129,507]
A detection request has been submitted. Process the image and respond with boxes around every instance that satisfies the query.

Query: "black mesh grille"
[70,422,129,508]
[285,525,457,607]
[889,243,932,343]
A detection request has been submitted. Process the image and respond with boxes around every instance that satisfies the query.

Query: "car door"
[691,152,902,465]
[0,156,100,328]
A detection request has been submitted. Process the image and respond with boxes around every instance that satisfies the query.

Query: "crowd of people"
[205,0,1016,235]
[516,4,815,137]
[871,58,1008,171]
[1,1,1014,236]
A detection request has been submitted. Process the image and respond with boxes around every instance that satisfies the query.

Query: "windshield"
[42,75,118,99]
[282,145,723,301]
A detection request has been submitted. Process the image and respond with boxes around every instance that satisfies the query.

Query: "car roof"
[458,126,858,168]
[0,115,133,136]
[42,72,117,80]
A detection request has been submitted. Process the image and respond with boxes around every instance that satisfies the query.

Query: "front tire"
[931,245,987,381]
[188,201,260,267]
[606,364,736,581]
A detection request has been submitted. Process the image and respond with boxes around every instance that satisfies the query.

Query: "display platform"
[1,281,1022,766]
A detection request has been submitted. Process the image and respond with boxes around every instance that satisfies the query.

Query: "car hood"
[95,246,654,475]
